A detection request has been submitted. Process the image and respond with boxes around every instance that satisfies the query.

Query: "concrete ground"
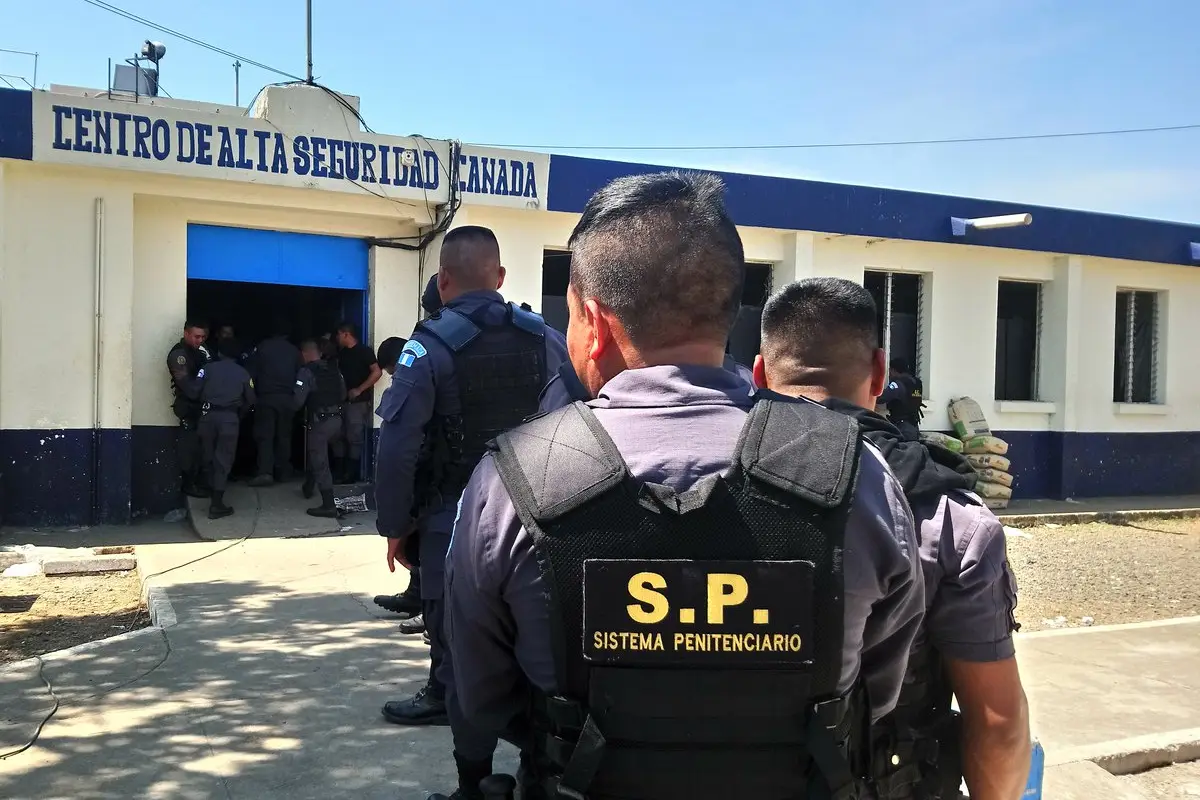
[2,503,1199,798]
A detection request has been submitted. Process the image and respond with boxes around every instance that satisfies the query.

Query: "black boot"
[306,489,340,518]
[373,589,422,616]
[380,682,448,726]
[208,491,234,519]
[427,752,493,800]
[399,613,426,635]
[182,476,210,499]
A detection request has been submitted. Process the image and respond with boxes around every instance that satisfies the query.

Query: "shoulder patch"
[888,381,899,390]
[174,354,188,366]
[196,368,206,379]
[397,339,428,369]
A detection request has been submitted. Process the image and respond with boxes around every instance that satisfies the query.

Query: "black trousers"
[305,414,341,492]
[427,597,501,762]
[254,394,296,477]
[199,411,240,492]
[177,417,201,482]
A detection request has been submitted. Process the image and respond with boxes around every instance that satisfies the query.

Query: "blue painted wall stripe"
[547,155,1200,268]
[0,88,33,161]
[187,224,370,289]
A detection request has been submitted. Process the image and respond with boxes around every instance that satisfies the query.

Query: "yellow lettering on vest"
[788,634,802,651]
[627,571,669,624]
[706,573,748,624]
[773,634,785,650]
[674,633,685,650]
[745,633,757,651]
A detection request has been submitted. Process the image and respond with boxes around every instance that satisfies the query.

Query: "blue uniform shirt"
[445,365,924,733]
[374,291,569,544]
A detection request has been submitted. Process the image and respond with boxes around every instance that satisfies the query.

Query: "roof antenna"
[305,0,314,84]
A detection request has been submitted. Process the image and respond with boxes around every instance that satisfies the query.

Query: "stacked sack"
[947,397,1014,510]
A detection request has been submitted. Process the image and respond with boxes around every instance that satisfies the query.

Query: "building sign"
[29,92,548,209]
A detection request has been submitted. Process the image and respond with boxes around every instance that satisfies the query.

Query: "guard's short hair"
[890,356,910,373]
[217,337,242,359]
[567,171,745,348]
[299,339,320,354]
[377,336,407,369]
[760,278,879,396]
[337,321,360,340]
[421,273,442,314]
[184,320,208,332]
[440,226,501,288]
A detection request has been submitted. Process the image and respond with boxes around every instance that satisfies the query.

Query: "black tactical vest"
[168,340,206,420]
[491,396,870,800]
[307,360,346,416]
[415,302,546,506]
[870,638,961,800]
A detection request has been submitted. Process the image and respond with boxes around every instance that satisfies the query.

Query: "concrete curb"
[0,626,163,676]
[1000,507,1200,528]
[42,555,137,575]
[1046,728,1200,774]
[1020,614,1200,639]
[146,584,178,629]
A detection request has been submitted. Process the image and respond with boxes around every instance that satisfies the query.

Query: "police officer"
[374,224,569,799]
[166,320,212,498]
[293,339,347,518]
[878,357,925,439]
[215,324,248,363]
[755,277,1031,800]
[421,272,443,319]
[445,172,924,800]
[247,318,302,486]
[332,322,381,484]
[372,335,425,621]
[195,337,256,519]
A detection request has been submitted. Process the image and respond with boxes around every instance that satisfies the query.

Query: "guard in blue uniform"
[374,225,568,799]
[756,277,1031,800]
[293,340,347,518]
[166,321,212,498]
[445,173,923,800]
[195,337,256,519]
[247,319,302,485]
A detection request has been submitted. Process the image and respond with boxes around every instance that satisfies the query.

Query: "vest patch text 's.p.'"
[582,559,815,668]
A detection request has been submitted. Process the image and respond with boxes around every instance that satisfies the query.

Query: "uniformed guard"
[166,320,212,499]
[333,322,382,484]
[445,172,924,800]
[195,337,256,519]
[247,318,302,486]
[878,357,926,439]
[374,224,569,800]
[421,272,443,318]
[755,277,1031,800]
[293,340,347,518]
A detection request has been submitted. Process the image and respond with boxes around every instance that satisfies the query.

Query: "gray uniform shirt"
[911,491,1017,662]
[196,357,255,410]
[445,365,924,734]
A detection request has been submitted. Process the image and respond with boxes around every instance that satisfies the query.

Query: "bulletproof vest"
[889,375,925,426]
[415,302,546,505]
[307,360,346,416]
[870,636,960,799]
[491,396,869,800]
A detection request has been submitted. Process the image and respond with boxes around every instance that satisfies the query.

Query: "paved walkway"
[1,527,1198,799]
[1000,494,1200,524]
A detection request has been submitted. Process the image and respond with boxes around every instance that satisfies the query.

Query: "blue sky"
[4,0,1199,222]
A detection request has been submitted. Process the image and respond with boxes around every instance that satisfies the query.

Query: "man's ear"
[585,299,611,361]
[496,265,506,291]
[869,348,888,398]
[752,354,768,390]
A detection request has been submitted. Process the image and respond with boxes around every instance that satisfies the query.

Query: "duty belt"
[202,403,240,414]
[312,405,343,418]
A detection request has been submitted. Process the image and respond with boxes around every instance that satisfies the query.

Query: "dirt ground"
[1119,760,1200,798]
[0,571,148,664]
[1007,517,1200,632]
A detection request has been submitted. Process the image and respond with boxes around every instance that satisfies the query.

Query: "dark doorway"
[186,279,367,479]
[541,250,571,335]
[727,263,772,368]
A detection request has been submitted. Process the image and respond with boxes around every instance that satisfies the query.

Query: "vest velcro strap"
[555,714,605,800]
[419,308,481,352]
[536,694,587,733]
[807,691,866,800]
[510,302,546,337]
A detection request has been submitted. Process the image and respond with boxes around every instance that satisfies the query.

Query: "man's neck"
[624,343,725,370]
[772,384,832,403]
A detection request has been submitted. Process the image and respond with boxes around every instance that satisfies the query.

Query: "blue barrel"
[1023,739,1045,799]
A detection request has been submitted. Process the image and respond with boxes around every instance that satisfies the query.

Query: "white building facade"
[1,83,1197,526]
